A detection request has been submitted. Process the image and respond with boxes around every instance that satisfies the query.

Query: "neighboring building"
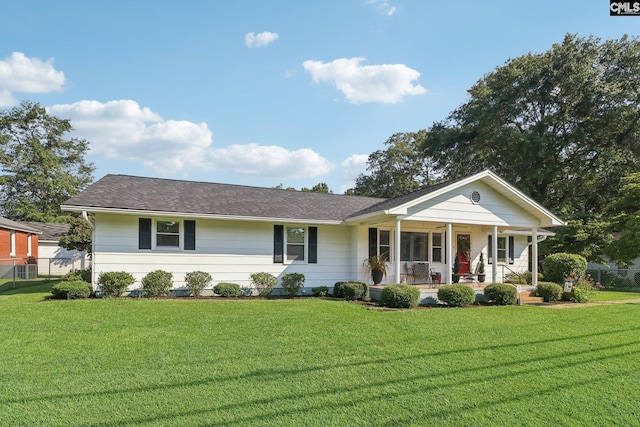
[20,222,89,276]
[61,170,564,294]
[0,216,40,279]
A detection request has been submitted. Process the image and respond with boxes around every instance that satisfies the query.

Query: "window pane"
[497,237,507,263]
[287,245,305,261]
[432,232,442,262]
[157,221,179,233]
[380,246,390,260]
[157,234,179,247]
[413,232,428,261]
[400,233,411,261]
[380,230,390,246]
[400,232,429,261]
[287,227,305,243]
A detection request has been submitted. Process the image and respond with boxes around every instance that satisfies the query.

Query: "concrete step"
[520,295,545,304]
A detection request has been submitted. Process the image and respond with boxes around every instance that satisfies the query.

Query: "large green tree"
[0,101,94,222]
[422,34,640,259]
[605,173,640,266]
[346,131,436,198]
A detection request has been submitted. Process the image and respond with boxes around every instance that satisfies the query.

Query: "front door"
[457,234,471,274]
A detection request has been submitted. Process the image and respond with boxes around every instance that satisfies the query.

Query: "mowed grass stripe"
[1,286,640,426]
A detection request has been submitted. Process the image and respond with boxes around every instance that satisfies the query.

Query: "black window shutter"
[368,228,378,258]
[509,236,515,264]
[274,225,284,263]
[308,227,318,264]
[139,218,152,249]
[487,235,492,264]
[184,220,196,250]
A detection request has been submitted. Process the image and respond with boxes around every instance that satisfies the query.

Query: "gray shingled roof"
[0,216,41,234]
[62,175,387,222]
[20,222,70,241]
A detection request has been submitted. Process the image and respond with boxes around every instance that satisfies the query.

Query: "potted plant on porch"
[363,254,388,285]
[477,253,486,283]
[452,253,460,283]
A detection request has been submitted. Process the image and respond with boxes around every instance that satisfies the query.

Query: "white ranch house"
[61,170,564,294]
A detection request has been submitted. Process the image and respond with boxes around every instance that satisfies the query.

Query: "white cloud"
[303,57,426,104]
[210,143,333,178]
[245,31,279,48]
[46,100,332,179]
[341,154,369,191]
[0,52,65,106]
[366,0,397,16]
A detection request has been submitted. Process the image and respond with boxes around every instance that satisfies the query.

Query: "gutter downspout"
[82,211,96,291]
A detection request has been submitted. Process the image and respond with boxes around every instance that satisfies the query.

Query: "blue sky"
[1,1,637,193]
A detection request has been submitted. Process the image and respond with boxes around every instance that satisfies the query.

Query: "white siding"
[37,243,89,275]
[404,181,540,228]
[92,213,356,292]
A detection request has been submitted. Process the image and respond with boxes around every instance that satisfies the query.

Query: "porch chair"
[412,262,432,286]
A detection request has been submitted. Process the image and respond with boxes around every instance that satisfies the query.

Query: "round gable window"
[471,191,481,204]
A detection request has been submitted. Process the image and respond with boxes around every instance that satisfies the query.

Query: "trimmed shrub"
[483,283,517,305]
[51,281,92,299]
[311,286,329,297]
[184,271,212,297]
[437,284,476,307]
[536,282,563,302]
[342,282,367,301]
[380,284,420,308]
[542,253,588,284]
[333,282,347,298]
[141,270,173,297]
[281,273,305,298]
[250,272,277,297]
[97,271,135,297]
[62,268,92,284]
[213,282,242,297]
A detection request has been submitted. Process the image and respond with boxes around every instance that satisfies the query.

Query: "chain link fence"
[588,267,640,288]
[0,257,90,281]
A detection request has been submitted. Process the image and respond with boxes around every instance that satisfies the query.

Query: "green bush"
[483,283,517,305]
[380,284,420,308]
[333,281,367,298]
[97,271,135,297]
[61,268,92,284]
[437,284,476,307]
[51,281,92,299]
[250,272,277,297]
[571,275,598,303]
[141,270,173,297]
[184,271,212,297]
[342,282,367,301]
[536,282,563,302]
[542,253,587,284]
[280,273,305,298]
[311,286,329,297]
[213,282,242,297]
[333,282,347,298]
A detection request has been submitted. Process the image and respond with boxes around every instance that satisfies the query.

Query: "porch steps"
[520,291,544,304]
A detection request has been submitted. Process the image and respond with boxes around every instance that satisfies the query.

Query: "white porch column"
[532,227,539,288]
[395,217,402,283]
[446,223,453,284]
[492,226,499,284]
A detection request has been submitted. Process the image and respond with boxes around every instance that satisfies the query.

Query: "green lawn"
[2,284,640,426]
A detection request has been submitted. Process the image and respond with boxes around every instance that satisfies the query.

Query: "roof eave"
[61,205,345,225]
